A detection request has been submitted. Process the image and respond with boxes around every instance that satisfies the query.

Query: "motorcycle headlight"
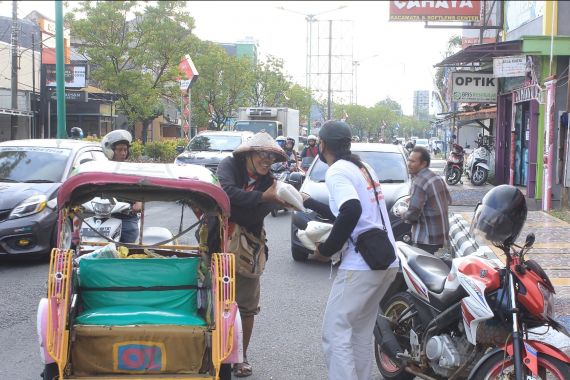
[9,194,48,219]
[91,199,113,216]
[538,282,555,319]
[391,196,410,217]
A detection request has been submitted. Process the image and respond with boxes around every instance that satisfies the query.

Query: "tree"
[250,55,290,107]
[67,1,196,142]
[190,42,255,130]
[284,84,311,123]
[434,35,461,113]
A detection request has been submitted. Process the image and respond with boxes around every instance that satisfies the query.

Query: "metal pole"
[11,1,18,140]
[32,33,36,138]
[307,17,313,135]
[327,20,332,120]
[55,0,67,138]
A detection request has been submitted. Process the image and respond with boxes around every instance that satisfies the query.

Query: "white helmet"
[307,134,317,142]
[101,129,133,160]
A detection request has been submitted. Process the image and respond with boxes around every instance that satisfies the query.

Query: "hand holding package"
[275,181,306,211]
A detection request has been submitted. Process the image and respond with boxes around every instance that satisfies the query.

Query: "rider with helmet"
[276,135,287,150]
[69,127,84,140]
[284,137,299,171]
[101,130,141,243]
[301,135,318,159]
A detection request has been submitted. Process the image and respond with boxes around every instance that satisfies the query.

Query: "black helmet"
[319,120,351,143]
[70,127,84,140]
[470,185,527,246]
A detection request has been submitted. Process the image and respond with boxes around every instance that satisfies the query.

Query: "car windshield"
[416,139,429,146]
[234,121,278,138]
[0,147,70,183]
[188,135,242,152]
[309,151,408,183]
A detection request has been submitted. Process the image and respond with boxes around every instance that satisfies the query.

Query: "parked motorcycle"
[79,197,173,249]
[465,138,495,186]
[444,143,465,185]
[374,185,570,380]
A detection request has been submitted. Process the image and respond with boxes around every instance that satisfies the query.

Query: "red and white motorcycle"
[374,188,570,379]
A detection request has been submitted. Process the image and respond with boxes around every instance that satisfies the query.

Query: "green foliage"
[143,139,184,162]
[67,1,196,141]
[434,35,462,112]
[130,139,144,160]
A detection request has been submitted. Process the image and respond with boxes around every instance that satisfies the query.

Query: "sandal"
[233,360,253,377]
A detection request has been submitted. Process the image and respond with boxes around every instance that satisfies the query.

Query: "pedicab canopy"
[58,161,230,216]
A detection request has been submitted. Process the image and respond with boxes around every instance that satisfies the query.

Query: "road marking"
[552,278,570,286]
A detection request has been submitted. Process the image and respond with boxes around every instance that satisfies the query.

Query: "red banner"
[389,0,481,22]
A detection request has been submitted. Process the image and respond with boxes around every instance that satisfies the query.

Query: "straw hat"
[233,132,288,162]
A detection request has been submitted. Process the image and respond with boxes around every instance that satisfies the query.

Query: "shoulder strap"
[359,164,388,232]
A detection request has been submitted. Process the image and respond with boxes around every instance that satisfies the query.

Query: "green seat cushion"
[75,305,206,326]
[79,258,201,314]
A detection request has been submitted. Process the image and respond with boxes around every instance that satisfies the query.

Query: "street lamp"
[352,54,379,105]
[277,5,347,135]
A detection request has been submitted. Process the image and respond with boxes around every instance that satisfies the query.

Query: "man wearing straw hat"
[207,131,287,378]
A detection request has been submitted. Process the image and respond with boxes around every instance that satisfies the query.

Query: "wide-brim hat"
[233,131,288,162]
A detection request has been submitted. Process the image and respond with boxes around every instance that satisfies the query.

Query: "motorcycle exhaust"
[374,315,404,361]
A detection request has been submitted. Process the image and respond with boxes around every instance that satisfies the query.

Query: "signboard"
[493,55,527,78]
[50,91,88,102]
[179,55,199,90]
[451,72,497,103]
[389,0,481,22]
[45,65,87,88]
[514,83,544,104]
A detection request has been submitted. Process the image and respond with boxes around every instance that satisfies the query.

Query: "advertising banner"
[493,55,527,78]
[45,65,87,88]
[389,0,481,22]
[451,72,497,103]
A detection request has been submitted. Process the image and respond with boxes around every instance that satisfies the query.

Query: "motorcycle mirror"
[176,145,185,154]
[525,233,535,248]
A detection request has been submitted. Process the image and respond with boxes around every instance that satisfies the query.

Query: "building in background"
[413,90,430,121]
[218,36,258,65]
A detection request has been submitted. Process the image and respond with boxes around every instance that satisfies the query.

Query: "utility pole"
[10,0,18,140]
[327,20,332,120]
[55,0,67,138]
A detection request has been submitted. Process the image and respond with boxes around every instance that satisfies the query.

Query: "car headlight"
[9,194,48,219]
[538,282,555,319]
[391,195,410,217]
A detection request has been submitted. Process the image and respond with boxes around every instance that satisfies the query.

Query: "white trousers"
[322,268,398,380]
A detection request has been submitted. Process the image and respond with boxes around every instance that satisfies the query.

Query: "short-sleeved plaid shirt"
[404,167,452,246]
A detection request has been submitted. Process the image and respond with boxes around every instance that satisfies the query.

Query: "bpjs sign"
[451,72,497,103]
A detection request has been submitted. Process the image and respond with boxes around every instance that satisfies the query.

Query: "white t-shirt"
[326,160,399,271]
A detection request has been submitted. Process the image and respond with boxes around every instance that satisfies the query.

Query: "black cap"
[319,120,352,142]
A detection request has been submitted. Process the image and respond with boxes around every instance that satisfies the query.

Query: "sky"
[1,1,460,115]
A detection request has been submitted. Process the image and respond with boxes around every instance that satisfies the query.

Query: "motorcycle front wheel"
[374,292,415,380]
[446,167,462,185]
[470,350,570,379]
[471,167,488,186]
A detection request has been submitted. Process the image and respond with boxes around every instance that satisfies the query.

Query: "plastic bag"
[275,181,306,212]
[76,243,118,261]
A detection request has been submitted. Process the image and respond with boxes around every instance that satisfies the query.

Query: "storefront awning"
[435,40,523,68]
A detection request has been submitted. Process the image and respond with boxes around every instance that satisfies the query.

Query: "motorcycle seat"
[399,244,450,293]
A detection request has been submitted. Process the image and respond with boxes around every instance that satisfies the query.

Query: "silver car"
[175,131,253,172]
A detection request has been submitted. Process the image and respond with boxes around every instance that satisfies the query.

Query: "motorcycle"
[79,197,173,249]
[465,139,495,186]
[373,209,570,379]
[444,143,465,186]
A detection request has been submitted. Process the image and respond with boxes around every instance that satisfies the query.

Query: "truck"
[233,107,300,144]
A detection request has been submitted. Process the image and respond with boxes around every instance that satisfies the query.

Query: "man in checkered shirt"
[401,146,452,254]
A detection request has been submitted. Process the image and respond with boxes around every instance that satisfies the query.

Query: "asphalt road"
[0,202,385,380]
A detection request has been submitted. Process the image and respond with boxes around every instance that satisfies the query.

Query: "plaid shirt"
[403,167,452,245]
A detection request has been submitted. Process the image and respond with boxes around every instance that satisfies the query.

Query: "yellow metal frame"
[46,247,74,379]
[211,252,236,380]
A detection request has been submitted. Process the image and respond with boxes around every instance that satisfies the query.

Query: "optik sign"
[451,72,497,103]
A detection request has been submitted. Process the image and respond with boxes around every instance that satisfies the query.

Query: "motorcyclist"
[284,137,299,171]
[101,130,141,243]
[301,135,318,159]
[69,127,84,140]
[276,135,287,150]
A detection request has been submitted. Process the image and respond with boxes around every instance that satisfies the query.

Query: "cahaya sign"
[389,1,481,21]
[451,72,497,103]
